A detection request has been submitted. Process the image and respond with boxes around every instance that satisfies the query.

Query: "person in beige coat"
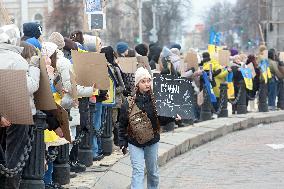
[0,24,40,189]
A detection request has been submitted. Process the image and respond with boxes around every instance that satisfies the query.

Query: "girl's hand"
[175,114,181,121]
[0,116,11,127]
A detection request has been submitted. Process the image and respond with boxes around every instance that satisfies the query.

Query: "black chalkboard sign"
[153,75,195,120]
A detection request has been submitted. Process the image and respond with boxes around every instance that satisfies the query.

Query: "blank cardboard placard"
[54,104,71,143]
[184,52,198,70]
[279,52,284,62]
[137,56,151,70]
[247,63,256,78]
[117,57,137,73]
[218,50,230,66]
[34,57,57,110]
[69,71,78,105]
[0,70,34,125]
[71,50,110,90]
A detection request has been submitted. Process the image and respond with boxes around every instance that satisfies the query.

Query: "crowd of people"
[0,21,284,189]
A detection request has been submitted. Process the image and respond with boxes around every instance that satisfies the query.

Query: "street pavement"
[64,110,284,189]
[159,121,284,189]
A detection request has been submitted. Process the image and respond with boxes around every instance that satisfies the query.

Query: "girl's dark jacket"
[118,92,160,148]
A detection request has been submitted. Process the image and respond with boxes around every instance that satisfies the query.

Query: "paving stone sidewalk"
[64,110,284,189]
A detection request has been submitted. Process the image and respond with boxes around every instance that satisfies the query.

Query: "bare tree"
[105,0,191,47]
[201,0,269,51]
[46,0,83,37]
[143,0,191,46]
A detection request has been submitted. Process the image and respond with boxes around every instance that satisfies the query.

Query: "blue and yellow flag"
[102,78,116,107]
[202,72,217,103]
[226,72,235,99]
[240,67,253,90]
[50,82,62,105]
[259,59,271,83]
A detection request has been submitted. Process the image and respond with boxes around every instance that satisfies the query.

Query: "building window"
[34,13,43,26]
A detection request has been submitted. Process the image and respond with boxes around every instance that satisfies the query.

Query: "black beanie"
[202,52,210,59]
[201,52,211,63]
[135,43,148,56]
[101,46,115,64]
[23,22,42,39]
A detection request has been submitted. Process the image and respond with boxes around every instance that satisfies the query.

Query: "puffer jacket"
[56,50,73,109]
[212,62,229,98]
[118,92,160,148]
[0,43,40,115]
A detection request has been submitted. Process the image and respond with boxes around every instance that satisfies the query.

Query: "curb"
[83,111,284,189]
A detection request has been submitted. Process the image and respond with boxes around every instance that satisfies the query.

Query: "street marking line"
[266,143,284,149]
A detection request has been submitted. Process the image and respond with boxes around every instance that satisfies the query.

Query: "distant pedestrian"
[116,42,129,57]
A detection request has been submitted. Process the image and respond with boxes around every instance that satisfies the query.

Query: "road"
[159,121,284,189]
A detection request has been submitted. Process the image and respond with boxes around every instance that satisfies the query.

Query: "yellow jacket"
[213,69,229,97]
[204,60,229,97]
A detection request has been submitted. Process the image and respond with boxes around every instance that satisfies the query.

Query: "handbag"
[127,97,154,144]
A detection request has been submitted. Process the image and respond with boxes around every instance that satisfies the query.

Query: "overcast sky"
[187,0,237,31]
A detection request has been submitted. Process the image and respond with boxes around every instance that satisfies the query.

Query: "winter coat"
[56,50,72,109]
[213,68,229,98]
[268,59,284,79]
[0,43,40,115]
[118,92,160,148]
[199,60,221,91]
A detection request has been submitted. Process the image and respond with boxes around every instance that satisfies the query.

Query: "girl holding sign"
[119,67,180,189]
[119,67,160,189]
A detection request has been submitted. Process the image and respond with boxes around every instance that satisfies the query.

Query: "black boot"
[69,161,86,173]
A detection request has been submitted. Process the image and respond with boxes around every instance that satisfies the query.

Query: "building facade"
[3,0,54,36]
[267,0,284,51]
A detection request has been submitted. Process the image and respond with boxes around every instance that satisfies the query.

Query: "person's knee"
[132,163,144,176]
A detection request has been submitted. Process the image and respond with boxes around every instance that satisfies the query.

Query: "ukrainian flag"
[202,72,217,103]
[259,59,270,83]
[240,68,253,90]
[226,72,235,99]
[50,82,62,105]
[102,78,116,107]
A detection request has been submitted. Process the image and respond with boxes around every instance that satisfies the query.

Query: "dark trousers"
[0,124,30,189]
[69,143,78,162]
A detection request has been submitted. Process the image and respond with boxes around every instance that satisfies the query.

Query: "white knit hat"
[41,42,58,57]
[49,32,65,49]
[135,67,152,86]
[0,24,20,45]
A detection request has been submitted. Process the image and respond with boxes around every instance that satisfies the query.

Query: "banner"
[279,52,284,62]
[0,70,34,125]
[71,50,110,90]
[259,59,270,83]
[102,78,116,107]
[218,50,230,66]
[226,72,235,99]
[202,72,217,103]
[184,52,198,70]
[240,67,253,90]
[153,75,195,120]
[34,57,57,110]
[117,57,138,73]
[246,63,256,78]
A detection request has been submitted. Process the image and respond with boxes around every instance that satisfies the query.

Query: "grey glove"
[29,56,40,68]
